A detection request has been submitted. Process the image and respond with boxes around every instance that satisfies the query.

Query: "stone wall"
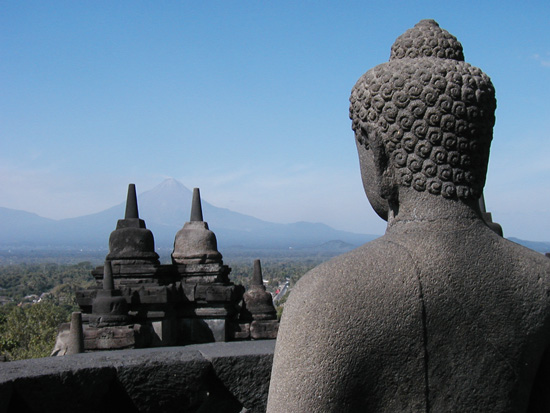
[0,340,275,413]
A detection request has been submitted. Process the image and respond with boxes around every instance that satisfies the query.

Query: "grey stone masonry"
[65,185,258,352]
[1,340,275,413]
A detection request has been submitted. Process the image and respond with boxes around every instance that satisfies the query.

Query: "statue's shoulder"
[502,238,550,295]
[503,237,550,265]
[489,236,550,285]
[287,236,420,309]
[272,237,429,411]
[310,235,417,273]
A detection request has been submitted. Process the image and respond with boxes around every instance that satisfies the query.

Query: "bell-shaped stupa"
[172,188,223,265]
[242,260,277,321]
[91,261,130,326]
[240,259,279,340]
[106,184,160,265]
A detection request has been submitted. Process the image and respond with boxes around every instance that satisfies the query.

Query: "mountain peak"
[142,179,193,200]
[156,178,189,191]
[0,179,378,251]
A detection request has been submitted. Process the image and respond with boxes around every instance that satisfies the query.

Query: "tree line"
[0,262,96,361]
[0,258,327,361]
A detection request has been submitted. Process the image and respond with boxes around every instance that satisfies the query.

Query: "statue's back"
[269,222,550,412]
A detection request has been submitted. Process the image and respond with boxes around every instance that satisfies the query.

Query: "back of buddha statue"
[267,20,550,413]
[269,221,550,412]
[384,220,550,411]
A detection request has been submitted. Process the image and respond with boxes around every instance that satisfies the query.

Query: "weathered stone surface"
[53,323,154,354]
[175,262,231,278]
[84,325,149,350]
[205,284,238,302]
[233,322,250,340]
[114,347,214,412]
[267,19,550,412]
[198,340,276,413]
[194,306,232,318]
[135,285,173,304]
[250,320,278,340]
[0,341,275,413]
[192,283,237,302]
[0,356,119,412]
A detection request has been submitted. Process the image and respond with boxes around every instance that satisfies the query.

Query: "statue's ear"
[365,125,399,204]
[368,132,389,178]
[357,125,390,221]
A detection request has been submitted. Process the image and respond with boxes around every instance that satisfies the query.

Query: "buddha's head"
[350,20,496,220]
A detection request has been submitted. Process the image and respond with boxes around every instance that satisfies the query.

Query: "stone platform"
[0,340,275,413]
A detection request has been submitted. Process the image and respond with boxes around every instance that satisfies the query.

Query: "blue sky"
[1,1,549,240]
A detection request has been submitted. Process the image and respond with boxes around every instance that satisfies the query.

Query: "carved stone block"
[250,320,279,340]
[233,323,251,340]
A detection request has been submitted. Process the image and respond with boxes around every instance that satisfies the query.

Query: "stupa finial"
[190,188,204,222]
[125,183,139,219]
[252,259,265,289]
[103,260,114,291]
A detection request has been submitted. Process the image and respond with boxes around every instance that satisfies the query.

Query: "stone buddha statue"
[267,20,550,412]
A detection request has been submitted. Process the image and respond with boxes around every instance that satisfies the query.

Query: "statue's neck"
[386,189,482,233]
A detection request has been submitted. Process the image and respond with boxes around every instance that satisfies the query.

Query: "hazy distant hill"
[0,207,57,245]
[3,179,548,255]
[0,178,377,250]
[508,238,550,254]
